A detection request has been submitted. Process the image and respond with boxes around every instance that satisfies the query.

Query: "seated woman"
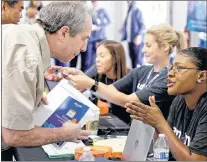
[126,47,207,161]
[64,24,187,120]
[86,40,131,123]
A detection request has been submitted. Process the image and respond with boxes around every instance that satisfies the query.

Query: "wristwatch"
[90,80,99,92]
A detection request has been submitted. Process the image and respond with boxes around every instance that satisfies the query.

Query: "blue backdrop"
[186,1,207,32]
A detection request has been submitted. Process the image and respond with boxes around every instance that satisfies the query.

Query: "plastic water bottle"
[153,134,169,161]
[79,147,95,161]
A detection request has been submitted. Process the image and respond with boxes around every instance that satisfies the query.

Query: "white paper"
[42,141,85,157]
[33,79,99,127]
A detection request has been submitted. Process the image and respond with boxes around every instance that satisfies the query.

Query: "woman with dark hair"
[86,40,131,123]
[86,40,128,82]
[126,47,207,161]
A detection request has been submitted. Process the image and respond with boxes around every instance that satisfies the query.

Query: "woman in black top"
[126,47,207,161]
[64,24,187,120]
[86,40,131,123]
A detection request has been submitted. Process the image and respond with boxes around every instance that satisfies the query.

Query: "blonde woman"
[64,24,187,119]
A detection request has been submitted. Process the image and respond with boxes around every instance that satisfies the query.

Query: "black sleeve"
[135,75,168,105]
[189,110,207,157]
[113,68,136,94]
[85,65,97,79]
[135,75,174,119]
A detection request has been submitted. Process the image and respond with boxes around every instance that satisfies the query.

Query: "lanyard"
[145,68,160,87]
[145,67,168,87]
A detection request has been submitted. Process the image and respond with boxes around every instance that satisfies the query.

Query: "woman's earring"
[197,80,202,83]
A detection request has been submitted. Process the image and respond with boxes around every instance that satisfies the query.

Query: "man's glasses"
[167,64,199,73]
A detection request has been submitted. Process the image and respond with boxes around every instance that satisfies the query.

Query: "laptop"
[98,115,130,131]
[122,120,155,161]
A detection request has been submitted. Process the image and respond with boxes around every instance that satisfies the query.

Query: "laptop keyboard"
[99,117,129,128]
[108,118,128,127]
[99,118,115,127]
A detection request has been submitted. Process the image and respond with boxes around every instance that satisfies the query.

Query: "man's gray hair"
[37,1,92,37]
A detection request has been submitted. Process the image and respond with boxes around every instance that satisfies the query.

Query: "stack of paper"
[42,141,85,159]
[93,138,127,153]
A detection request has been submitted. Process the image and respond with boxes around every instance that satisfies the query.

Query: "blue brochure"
[42,96,89,146]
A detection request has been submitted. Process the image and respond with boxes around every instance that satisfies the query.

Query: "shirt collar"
[32,23,51,72]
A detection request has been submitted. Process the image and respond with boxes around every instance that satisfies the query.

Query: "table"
[14,136,125,161]
[14,147,111,161]
[14,146,69,161]
[14,115,129,161]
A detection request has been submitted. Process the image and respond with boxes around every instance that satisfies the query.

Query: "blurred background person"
[23,0,43,25]
[1,0,24,24]
[71,0,111,72]
[86,40,131,124]
[199,32,207,48]
[121,0,145,68]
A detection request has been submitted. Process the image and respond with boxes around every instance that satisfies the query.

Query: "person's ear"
[2,2,6,11]
[162,43,170,53]
[57,26,70,41]
[196,71,207,84]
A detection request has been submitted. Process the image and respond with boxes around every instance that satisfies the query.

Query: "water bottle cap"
[83,147,91,152]
[158,134,165,138]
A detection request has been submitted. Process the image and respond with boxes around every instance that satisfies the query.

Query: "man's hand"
[125,96,166,128]
[63,122,91,143]
[133,35,142,46]
[44,66,63,81]
[41,92,48,105]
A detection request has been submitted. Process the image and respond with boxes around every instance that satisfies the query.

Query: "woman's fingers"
[149,96,157,107]
[125,102,147,114]
[130,115,144,121]
[130,100,150,110]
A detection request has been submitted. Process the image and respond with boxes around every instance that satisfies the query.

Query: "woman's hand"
[68,74,95,91]
[125,96,166,129]
[62,68,84,76]
[62,68,95,91]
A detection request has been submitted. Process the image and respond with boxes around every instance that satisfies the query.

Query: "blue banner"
[186,1,207,32]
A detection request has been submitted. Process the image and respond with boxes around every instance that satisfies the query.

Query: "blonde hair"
[146,24,187,54]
